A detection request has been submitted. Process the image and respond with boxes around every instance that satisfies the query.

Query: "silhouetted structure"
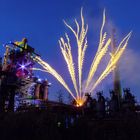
[1,38,140,140]
[111,29,122,107]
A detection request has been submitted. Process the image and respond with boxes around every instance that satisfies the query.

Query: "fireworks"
[34,56,76,101]
[33,9,131,106]
[89,32,132,94]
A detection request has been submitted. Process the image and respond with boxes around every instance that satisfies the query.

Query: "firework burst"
[33,9,131,106]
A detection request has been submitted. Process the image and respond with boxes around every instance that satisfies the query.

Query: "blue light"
[37,78,42,82]
[21,65,25,69]
[18,61,32,71]
[48,82,52,86]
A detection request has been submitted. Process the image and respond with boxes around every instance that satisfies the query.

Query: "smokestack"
[43,80,49,101]
[34,83,41,99]
[111,29,122,98]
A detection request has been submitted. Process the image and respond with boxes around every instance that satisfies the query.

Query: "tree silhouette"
[57,89,64,103]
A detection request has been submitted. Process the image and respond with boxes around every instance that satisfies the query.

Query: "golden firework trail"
[34,56,76,100]
[84,10,110,93]
[89,32,132,93]
[64,8,88,99]
[59,34,79,99]
[32,67,49,73]
[33,9,131,106]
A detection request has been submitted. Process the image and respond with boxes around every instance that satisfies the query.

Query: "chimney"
[111,29,122,99]
[43,80,49,101]
[34,83,41,99]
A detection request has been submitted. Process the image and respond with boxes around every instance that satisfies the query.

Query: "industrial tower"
[111,29,122,104]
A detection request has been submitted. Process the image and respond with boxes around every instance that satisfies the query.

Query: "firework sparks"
[34,56,76,101]
[64,8,88,99]
[89,32,132,93]
[33,9,131,106]
[59,34,79,99]
[84,10,109,92]
[32,67,49,73]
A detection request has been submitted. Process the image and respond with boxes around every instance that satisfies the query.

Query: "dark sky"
[0,0,140,102]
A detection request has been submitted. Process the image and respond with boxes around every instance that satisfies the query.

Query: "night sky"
[0,0,140,102]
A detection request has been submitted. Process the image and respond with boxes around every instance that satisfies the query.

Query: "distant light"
[21,65,25,69]
[18,61,32,71]
[37,78,42,82]
[48,82,52,86]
